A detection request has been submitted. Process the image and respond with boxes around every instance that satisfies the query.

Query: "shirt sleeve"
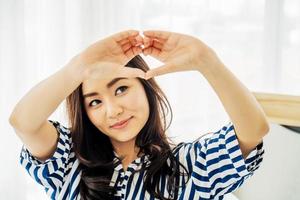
[174,121,264,199]
[19,120,76,199]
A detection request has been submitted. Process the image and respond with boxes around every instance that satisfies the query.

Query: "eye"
[89,99,102,107]
[88,86,128,108]
[115,86,128,95]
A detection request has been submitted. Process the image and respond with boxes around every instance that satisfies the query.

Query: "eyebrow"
[83,77,128,99]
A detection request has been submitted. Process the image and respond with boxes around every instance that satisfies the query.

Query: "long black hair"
[66,55,191,199]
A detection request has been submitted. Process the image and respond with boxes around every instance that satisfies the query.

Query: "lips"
[110,116,133,128]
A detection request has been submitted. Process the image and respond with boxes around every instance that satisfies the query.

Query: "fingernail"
[138,74,145,79]
[144,74,150,80]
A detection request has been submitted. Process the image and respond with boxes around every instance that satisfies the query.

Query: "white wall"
[235,123,300,200]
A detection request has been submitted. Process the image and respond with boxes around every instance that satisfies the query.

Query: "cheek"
[127,90,149,112]
[86,110,106,129]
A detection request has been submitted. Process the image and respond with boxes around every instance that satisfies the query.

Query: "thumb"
[117,67,146,79]
[145,63,173,80]
[85,62,146,80]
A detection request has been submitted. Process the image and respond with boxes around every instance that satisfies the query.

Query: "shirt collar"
[113,151,150,172]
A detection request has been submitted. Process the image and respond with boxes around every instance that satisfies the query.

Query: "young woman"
[9,30,269,200]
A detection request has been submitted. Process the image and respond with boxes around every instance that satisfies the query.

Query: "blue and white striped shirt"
[20,120,264,200]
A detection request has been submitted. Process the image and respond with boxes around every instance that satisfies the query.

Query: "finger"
[124,46,143,60]
[152,40,163,49]
[143,30,170,42]
[144,37,163,47]
[135,35,143,46]
[132,46,143,55]
[143,47,161,58]
[144,63,173,80]
[143,37,152,48]
[118,39,130,46]
[118,36,143,47]
[128,37,137,47]
[112,30,139,42]
[121,42,132,52]
[121,37,144,52]
[143,36,166,46]
[128,35,143,47]
[86,62,145,80]
[117,67,146,79]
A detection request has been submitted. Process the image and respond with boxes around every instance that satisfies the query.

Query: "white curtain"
[1,0,299,199]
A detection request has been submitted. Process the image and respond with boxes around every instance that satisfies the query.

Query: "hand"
[78,30,146,80]
[142,30,222,79]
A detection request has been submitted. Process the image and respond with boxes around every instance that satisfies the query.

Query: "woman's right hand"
[76,30,146,80]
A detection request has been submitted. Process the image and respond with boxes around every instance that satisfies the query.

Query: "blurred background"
[1,0,299,199]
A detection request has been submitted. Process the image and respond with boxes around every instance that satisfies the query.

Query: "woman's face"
[82,76,150,145]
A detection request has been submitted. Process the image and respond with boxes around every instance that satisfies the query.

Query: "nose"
[105,99,123,119]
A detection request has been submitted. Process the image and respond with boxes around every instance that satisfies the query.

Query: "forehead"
[81,77,138,95]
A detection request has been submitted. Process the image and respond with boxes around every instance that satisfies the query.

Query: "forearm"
[9,56,86,133]
[199,62,269,143]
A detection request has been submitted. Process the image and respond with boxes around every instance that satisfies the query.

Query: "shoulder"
[19,120,80,199]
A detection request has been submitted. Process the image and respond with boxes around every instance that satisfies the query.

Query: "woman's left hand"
[142,30,222,79]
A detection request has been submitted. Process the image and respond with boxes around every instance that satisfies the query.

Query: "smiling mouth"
[110,116,133,129]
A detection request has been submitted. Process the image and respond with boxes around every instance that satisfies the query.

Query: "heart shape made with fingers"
[119,30,217,80]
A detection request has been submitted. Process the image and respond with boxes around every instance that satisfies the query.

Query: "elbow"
[258,121,270,138]
[9,114,17,126]
[9,114,25,131]
[249,121,270,143]
[8,115,23,131]
[246,123,269,145]
[261,110,270,136]
[9,107,19,126]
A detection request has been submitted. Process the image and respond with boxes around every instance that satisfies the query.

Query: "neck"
[111,140,140,171]
[110,138,141,167]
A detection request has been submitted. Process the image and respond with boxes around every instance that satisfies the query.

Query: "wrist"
[197,58,226,78]
[195,50,224,75]
[65,55,88,82]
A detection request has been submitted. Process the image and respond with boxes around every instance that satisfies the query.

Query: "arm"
[9,57,84,133]
[9,57,85,161]
[9,30,144,132]
[198,61,269,158]
[9,30,145,160]
[141,30,270,159]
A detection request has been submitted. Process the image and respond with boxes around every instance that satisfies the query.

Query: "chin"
[111,131,139,143]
